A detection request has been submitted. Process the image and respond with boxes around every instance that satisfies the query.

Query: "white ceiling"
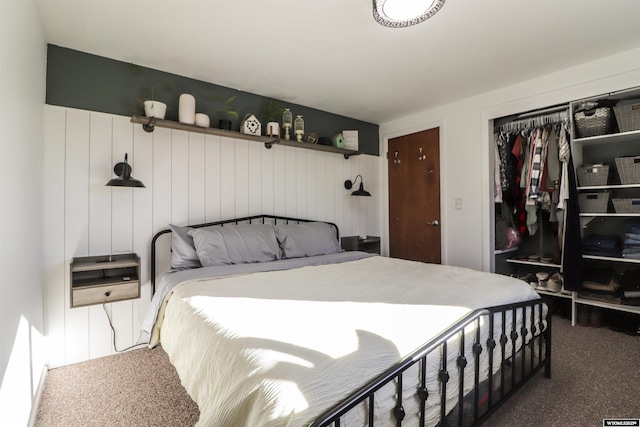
[36,0,640,124]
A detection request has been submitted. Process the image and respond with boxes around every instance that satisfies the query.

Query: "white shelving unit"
[570,86,640,325]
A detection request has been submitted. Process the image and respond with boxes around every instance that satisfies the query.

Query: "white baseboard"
[27,365,48,427]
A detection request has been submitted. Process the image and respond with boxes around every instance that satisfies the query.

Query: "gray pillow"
[188,224,281,267]
[275,222,342,258]
[169,224,201,271]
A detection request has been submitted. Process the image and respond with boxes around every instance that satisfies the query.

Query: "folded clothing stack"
[582,234,621,258]
[622,220,640,260]
[580,268,620,303]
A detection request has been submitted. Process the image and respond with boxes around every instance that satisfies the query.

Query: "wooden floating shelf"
[131,116,361,159]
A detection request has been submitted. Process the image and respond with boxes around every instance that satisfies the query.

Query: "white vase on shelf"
[195,113,210,128]
[143,100,167,119]
[179,94,196,124]
[266,122,280,137]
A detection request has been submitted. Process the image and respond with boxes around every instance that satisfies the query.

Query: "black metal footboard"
[310,299,551,427]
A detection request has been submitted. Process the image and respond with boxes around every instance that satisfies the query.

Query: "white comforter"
[154,256,541,427]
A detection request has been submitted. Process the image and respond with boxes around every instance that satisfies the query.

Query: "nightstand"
[341,236,381,254]
[70,253,141,308]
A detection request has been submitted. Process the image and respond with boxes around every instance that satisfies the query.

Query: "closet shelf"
[582,255,640,264]
[494,247,519,255]
[573,129,640,147]
[536,288,573,300]
[574,296,640,315]
[579,213,640,218]
[578,184,640,191]
[131,116,361,159]
[506,258,561,269]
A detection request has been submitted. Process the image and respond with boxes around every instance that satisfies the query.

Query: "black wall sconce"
[105,153,146,188]
[344,175,371,196]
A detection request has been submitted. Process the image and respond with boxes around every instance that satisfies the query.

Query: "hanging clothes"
[557,122,571,211]
[494,116,567,237]
[562,150,584,291]
[512,134,527,238]
[494,134,503,203]
[494,107,575,280]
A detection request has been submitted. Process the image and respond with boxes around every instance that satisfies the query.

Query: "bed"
[143,215,551,427]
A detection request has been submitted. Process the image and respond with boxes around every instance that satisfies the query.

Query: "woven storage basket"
[615,156,640,185]
[612,198,640,214]
[574,107,616,138]
[577,164,609,187]
[613,100,640,133]
[578,192,610,213]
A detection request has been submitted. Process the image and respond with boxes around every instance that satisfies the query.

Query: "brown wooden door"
[388,128,441,263]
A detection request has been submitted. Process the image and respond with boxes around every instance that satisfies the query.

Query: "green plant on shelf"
[208,94,239,120]
[261,100,285,124]
[128,63,173,114]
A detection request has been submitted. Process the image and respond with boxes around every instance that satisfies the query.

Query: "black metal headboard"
[150,214,339,294]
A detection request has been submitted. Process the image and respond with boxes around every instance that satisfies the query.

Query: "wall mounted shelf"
[70,253,140,308]
[131,116,361,159]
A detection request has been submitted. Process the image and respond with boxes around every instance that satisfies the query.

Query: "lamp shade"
[351,182,371,197]
[106,153,145,188]
[344,175,371,197]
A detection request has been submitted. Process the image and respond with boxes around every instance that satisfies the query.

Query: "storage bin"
[574,106,617,138]
[577,164,609,187]
[613,100,640,133]
[612,198,640,214]
[578,192,610,213]
[615,156,640,185]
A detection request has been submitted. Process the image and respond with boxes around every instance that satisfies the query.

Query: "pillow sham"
[169,223,242,271]
[275,222,342,258]
[188,224,281,267]
[169,224,202,271]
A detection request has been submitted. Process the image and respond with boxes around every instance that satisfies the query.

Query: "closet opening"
[491,103,573,299]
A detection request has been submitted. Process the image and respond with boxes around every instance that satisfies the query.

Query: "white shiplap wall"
[43,105,381,368]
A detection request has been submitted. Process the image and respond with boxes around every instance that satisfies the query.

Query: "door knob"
[426,220,439,226]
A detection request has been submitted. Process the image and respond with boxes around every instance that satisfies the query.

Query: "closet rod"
[495,108,569,134]
[517,104,568,119]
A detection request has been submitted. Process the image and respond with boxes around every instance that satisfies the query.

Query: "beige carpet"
[483,314,640,426]
[35,346,199,427]
[36,316,639,426]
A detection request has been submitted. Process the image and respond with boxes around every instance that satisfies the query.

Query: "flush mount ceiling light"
[373,0,446,28]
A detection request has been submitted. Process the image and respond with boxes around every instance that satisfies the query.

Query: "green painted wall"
[46,45,379,155]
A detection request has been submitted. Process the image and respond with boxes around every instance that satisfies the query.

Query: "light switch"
[455,198,463,210]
